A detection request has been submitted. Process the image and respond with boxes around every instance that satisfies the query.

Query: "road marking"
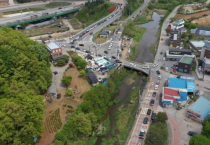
[140,108,148,115]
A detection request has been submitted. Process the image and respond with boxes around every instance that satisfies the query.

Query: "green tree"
[79,70,86,76]
[63,55,70,63]
[201,118,210,138]
[188,34,193,40]
[65,89,73,96]
[145,122,168,145]
[0,27,51,144]
[156,112,168,123]
[57,59,66,66]
[61,76,72,86]
[189,135,210,145]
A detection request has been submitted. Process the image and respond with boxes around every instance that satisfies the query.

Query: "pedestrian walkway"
[167,114,179,145]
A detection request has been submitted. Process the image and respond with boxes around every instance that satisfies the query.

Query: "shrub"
[68,105,73,108]
[63,55,70,63]
[148,4,154,10]
[57,59,65,66]
[65,89,73,95]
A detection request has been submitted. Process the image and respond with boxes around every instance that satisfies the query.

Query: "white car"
[142,66,149,69]
[153,64,158,68]
[98,77,102,82]
[165,67,168,72]
[130,63,134,66]
[158,58,161,62]
[103,55,106,58]
[155,85,159,90]
[158,75,161,80]
[108,46,111,50]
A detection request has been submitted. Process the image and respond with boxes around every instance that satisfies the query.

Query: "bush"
[148,4,154,10]
[65,89,73,95]
[57,59,66,66]
[68,105,73,108]
[61,76,72,86]
[63,55,70,63]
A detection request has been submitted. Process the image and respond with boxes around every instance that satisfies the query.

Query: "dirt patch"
[125,77,135,85]
[154,9,167,15]
[120,39,131,59]
[192,15,210,25]
[174,10,210,20]
[36,67,91,145]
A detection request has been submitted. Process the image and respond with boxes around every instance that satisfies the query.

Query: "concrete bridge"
[120,59,151,75]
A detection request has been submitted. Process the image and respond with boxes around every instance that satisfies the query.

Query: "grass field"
[69,18,82,29]
[45,2,71,8]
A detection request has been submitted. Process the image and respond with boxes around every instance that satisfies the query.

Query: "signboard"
[187,109,201,118]
[93,38,96,41]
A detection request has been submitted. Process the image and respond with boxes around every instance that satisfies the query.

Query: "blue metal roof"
[189,96,210,119]
[191,29,196,33]
[168,78,196,92]
[168,78,186,89]
[177,92,187,101]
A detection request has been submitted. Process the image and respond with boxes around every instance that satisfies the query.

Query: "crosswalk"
[140,108,148,115]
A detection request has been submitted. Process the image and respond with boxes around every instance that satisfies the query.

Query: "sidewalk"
[167,114,179,145]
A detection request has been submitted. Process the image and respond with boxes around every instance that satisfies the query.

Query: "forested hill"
[0,27,52,144]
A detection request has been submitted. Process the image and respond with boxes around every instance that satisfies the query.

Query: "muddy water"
[135,12,164,63]
[95,12,163,144]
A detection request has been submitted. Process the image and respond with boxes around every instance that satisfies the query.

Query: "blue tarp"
[103,81,107,85]
[162,101,173,105]
[177,92,187,101]
[33,137,37,143]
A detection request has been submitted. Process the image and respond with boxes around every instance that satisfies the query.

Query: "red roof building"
[162,87,180,107]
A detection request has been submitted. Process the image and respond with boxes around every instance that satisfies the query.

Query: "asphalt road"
[0,2,77,26]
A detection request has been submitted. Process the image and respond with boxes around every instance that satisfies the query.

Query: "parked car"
[152,92,157,97]
[150,99,155,106]
[112,56,116,59]
[158,58,161,62]
[98,54,102,57]
[115,59,122,63]
[164,80,168,87]
[142,66,150,69]
[139,130,145,138]
[156,70,160,75]
[158,75,161,80]
[195,90,200,96]
[155,85,159,90]
[104,51,108,54]
[90,32,93,35]
[165,67,168,72]
[147,109,151,115]
[86,50,91,53]
[53,71,58,75]
[76,47,80,50]
[98,77,102,82]
[160,52,163,55]
[143,117,148,124]
[153,64,158,67]
[188,131,197,136]
[156,80,160,85]
[71,45,75,48]
[79,44,84,46]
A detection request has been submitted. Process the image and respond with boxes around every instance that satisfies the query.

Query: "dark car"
[71,45,75,48]
[58,7,62,9]
[104,51,108,54]
[152,92,157,97]
[98,54,102,57]
[86,50,91,53]
[150,99,155,106]
[53,71,58,75]
[90,32,93,35]
[79,44,84,46]
[195,90,200,96]
[115,59,122,63]
[147,109,151,115]
[139,130,145,138]
[188,131,197,136]
[203,14,208,17]
[48,35,52,38]
[156,70,160,75]
[160,52,163,55]
[143,117,149,124]
[112,56,116,59]
[76,47,80,50]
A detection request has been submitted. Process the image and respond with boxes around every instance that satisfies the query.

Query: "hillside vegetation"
[76,0,113,26]
[0,27,52,144]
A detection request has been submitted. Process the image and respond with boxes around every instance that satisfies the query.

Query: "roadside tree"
[189,135,210,145]
[156,112,168,123]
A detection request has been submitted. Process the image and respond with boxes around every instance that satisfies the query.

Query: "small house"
[99,31,109,38]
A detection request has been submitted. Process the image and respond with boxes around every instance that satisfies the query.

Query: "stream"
[95,12,163,145]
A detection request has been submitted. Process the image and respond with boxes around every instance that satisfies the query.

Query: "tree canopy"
[61,76,72,86]
[0,27,52,144]
[156,112,168,123]
[189,135,210,145]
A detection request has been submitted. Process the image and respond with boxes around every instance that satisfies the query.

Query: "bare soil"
[35,67,91,145]
[174,10,210,20]
[120,39,130,59]
[192,15,210,25]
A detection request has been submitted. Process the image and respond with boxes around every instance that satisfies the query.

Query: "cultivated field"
[174,10,210,20]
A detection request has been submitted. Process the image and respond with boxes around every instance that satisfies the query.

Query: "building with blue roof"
[187,96,210,123]
[168,78,196,93]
